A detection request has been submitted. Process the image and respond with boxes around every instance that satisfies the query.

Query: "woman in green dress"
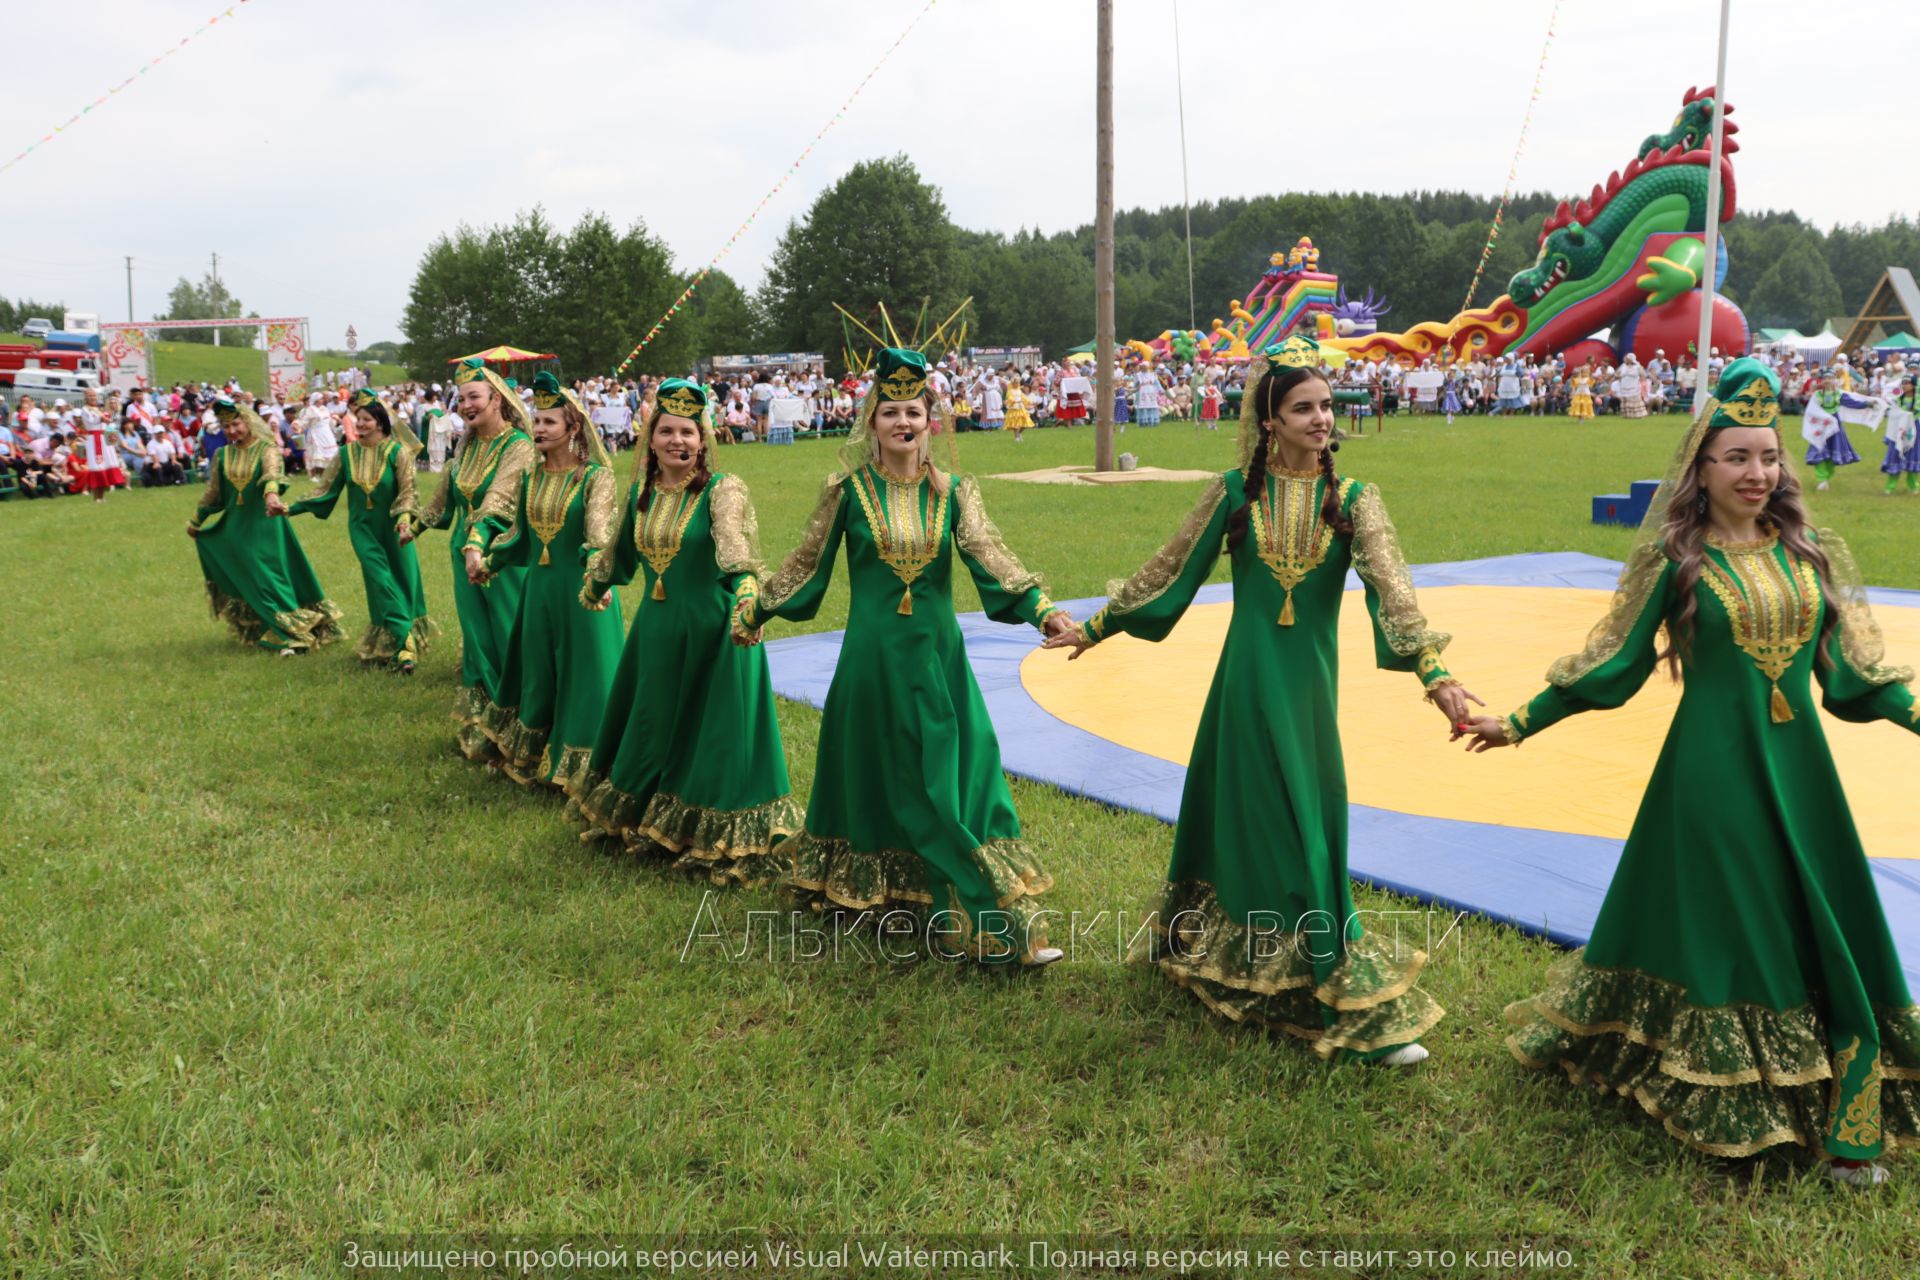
[185,396,344,655]
[472,372,626,789]
[282,389,434,673]
[1047,335,1471,1063]
[739,347,1080,966]
[1461,359,1920,1183]
[398,357,536,757]
[572,378,803,883]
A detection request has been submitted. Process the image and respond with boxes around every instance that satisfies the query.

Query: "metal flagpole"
[1173,0,1195,333]
[1691,0,1731,416]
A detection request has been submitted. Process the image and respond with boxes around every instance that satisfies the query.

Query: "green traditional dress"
[285,438,434,668]
[410,422,535,757]
[1077,464,1452,1057]
[1500,530,1920,1161]
[571,471,803,882]
[475,462,626,789]
[743,464,1062,963]
[190,437,344,652]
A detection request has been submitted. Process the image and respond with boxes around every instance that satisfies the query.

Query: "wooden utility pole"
[1094,0,1116,471]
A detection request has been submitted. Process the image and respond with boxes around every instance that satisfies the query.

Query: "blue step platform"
[1591,479,1661,526]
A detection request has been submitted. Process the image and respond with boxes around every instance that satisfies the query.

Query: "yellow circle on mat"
[1020,585,1920,859]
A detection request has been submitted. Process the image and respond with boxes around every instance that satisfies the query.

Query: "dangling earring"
[1695,491,1709,516]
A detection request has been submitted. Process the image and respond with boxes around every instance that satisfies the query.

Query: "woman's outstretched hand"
[1456,716,1512,753]
[1431,682,1485,736]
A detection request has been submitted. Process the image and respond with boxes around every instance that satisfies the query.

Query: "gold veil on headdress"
[840,346,955,478]
[529,371,613,469]
[348,387,424,457]
[1545,356,1911,689]
[452,357,530,432]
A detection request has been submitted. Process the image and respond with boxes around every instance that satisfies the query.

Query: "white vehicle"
[12,365,101,399]
[62,312,100,335]
[21,318,53,340]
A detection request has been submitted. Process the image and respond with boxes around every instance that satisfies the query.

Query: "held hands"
[265,493,288,517]
[578,582,611,613]
[464,547,488,586]
[395,520,415,545]
[1040,611,1093,660]
[1456,716,1514,753]
[185,520,200,539]
[731,603,764,648]
[1428,682,1484,738]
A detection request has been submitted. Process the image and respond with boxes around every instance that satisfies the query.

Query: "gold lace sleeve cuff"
[1499,714,1525,746]
[1350,481,1449,658]
[709,474,765,578]
[1415,648,1453,690]
[953,476,1046,598]
[757,479,844,615]
[1103,474,1226,620]
[1082,608,1110,644]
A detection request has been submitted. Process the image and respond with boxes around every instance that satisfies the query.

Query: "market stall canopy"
[1872,331,1920,352]
[448,345,557,364]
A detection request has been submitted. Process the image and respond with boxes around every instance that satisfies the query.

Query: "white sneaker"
[1817,480,1830,491]
[1827,1162,1890,1187]
[1025,946,1065,967]
[278,647,297,658]
[1377,1043,1430,1067]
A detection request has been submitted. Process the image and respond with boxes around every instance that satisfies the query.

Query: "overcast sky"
[2,0,1913,350]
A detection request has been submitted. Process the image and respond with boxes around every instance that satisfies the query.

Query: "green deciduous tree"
[159,273,259,347]
[756,156,958,366]
[1744,237,1845,334]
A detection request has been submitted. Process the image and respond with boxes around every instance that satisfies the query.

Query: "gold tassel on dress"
[367,494,375,509]
[652,579,667,601]
[539,546,551,566]
[1770,683,1793,724]
[898,587,914,615]
[1278,590,1295,627]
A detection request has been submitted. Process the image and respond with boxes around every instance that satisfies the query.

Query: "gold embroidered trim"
[221,440,265,504]
[452,428,513,506]
[637,482,701,598]
[849,463,948,611]
[347,440,392,510]
[1245,470,1332,626]
[526,464,587,568]
[1699,539,1818,723]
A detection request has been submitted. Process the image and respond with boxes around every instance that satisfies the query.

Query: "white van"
[62,312,100,335]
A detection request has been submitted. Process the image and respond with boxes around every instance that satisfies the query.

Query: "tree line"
[398,156,1920,377]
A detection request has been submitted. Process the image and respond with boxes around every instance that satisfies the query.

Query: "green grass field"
[3,415,1917,1277]
[1,333,407,396]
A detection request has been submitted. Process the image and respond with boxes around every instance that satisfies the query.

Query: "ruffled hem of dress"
[451,685,498,762]
[1505,950,1920,1159]
[1134,880,1444,1057]
[779,831,1056,963]
[473,704,597,793]
[205,582,345,651]
[352,615,437,666]
[568,775,802,885]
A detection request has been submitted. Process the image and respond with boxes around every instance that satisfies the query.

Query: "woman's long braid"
[1225,425,1269,551]
[1318,443,1353,536]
